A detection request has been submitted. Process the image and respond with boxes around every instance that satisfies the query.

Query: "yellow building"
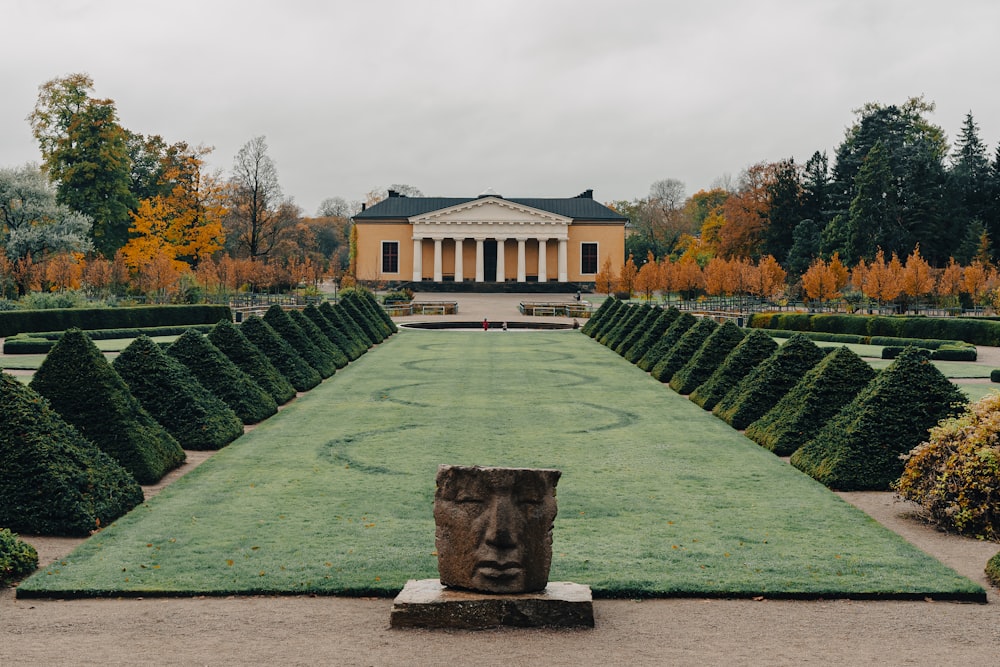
[352,189,626,289]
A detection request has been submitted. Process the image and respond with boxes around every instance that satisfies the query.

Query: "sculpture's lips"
[475,561,523,579]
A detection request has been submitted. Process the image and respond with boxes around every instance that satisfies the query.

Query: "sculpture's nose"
[484,495,517,548]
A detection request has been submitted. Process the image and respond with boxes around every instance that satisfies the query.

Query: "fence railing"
[518,302,593,318]
[383,301,459,316]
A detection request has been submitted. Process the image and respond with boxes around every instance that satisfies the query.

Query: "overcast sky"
[3,0,999,215]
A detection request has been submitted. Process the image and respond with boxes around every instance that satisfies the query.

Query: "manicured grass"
[957,383,998,402]
[867,358,994,378]
[17,330,984,600]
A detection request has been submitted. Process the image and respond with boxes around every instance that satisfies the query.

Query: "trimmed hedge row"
[881,344,978,361]
[637,312,696,372]
[669,321,746,395]
[208,319,297,404]
[689,330,778,411]
[750,312,1000,347]
[650,317,718,384]
[0,305,231,338]
[3,324,217,354]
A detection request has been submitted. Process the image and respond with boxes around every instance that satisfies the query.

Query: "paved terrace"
[391,292,590,328]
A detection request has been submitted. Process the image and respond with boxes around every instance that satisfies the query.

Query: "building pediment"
[409,197,573,226]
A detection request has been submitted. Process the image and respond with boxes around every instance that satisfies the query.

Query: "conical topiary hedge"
[689,329,778,411]
[614,305,661,356]
[0,528,38,584]
[264,305,338,378]
[304,304,362,362]
[358,289,398,334]
[338,291,385,344]
[669,320,746,395]
[651,317,718,384]
[208,319,297,405]
[114,335,244,450]
[588,299,626,341]
[637,312,696,372]
[745,346,877,456]
[790,346,967,491]
[1,372,144,535]
[288,308,349,369]
[240,315,322,392]
[168,330,278,424]
[600,303,646,348]
[319,301,371,354]
[625,307,680,364]
[29,328,185,484]
[713,333,826,430]
[581,298,617,336]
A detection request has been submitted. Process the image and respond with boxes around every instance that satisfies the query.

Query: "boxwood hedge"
[29,328,185,484]
[588,299,626,341]
[303,304,362,362]
[240,315,322,392]
[0,304,231,337]
[168,330,278,425]
[288,309,349,369]
[624,307,680,364]
[0,528,39,584]
[114,335,244,450]
[689,329,778,411]
[790,347,967,490]
[745,346,877,456]
[318,301,371,354]
[614,305,661,356]
[339,291,386,343]
[750,312,1000,347]
[600,303,647,347]
[1,373,144,535]
[637,312,696,372]
[669,320,746,395]
[208,319,297,405]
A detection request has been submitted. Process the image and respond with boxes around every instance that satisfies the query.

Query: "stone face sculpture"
[434,465,561,594]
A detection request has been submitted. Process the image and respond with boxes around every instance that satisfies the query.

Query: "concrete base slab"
[390,579,594,630]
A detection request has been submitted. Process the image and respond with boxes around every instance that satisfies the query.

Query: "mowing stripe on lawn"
[18,330,984,600]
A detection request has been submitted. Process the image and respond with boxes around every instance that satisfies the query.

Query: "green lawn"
[18,330,983,600]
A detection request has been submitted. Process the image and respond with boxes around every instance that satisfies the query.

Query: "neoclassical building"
[352,189,626,288]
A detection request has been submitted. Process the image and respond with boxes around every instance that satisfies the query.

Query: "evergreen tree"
[951,113,996,258]
[168,330,278,424]
[785,219,822,277]
[30,328,184,484]
[263,305,337,378]
[114,335,244,449]
[208,318,297,405]
[744,346,876,455]
[800,151,831,228]
[240,315,322,392]
[1,372,144,536]
[762,158,803,263]
[689,329,778,411]
[791,347,966,490]
[669,320,746,394]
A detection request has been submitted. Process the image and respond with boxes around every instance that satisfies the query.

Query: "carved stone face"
[434,465,560,594]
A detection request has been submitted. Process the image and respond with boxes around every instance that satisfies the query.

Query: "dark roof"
[353,195,627,222]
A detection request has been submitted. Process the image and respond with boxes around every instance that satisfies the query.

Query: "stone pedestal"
[390,579,594,630]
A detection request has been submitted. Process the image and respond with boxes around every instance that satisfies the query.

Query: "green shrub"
[600,303,647,347]
[1,373,144,535]
[168,330,278,424]
[0,528,38,584]
[30,328,185,484]
[749,312,1000,347]
[987,552,1000,588]
[689,330,778,411]
[992,369,1000,383]
[114,335,244,450]
[931,344,978,361]
[791,347,967,490]
[588,299,626,341]
[383,288,414,304]
[288,308,349,369]
[0,304,231,337]
[651,317,718,384]
[303,304,362,362]
[359,289,398,334]
[713,334,826,430]
[624,307,680,363]
[342,289,392,339]
[670,321,746,395]
[759,329,870,345]
[319,301,371,354]
[745,346,877,456]
[637,312,696,372]
[208,319,297,404]
[263,305,338,378]
[240,315,322,392]
[333,294,384,345]
[895,393,1000,540]
[581,299,616,336]
[613,305,660,355]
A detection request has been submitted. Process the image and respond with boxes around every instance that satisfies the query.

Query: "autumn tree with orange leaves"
[634,252,662,301]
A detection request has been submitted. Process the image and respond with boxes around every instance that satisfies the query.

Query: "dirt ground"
[4,295,1000,665]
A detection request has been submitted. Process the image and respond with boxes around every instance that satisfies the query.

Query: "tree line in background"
[3,75,1000,306]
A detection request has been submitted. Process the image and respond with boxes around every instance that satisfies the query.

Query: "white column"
[495,238,506,282]
[433,238,443,282]
[558,238,568,282]
[454,238,464,282]
[516,237,527,283]
[412,238,423,282]
[475,238,485,282]
[538,239,548,282]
